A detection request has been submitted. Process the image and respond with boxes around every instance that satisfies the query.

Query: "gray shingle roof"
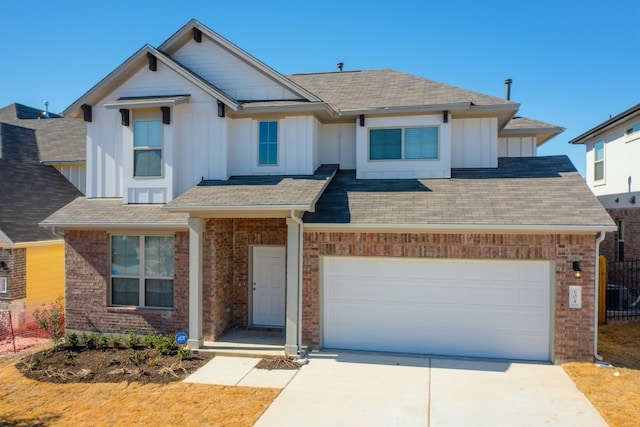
[0,122,83,244]
[503,116,563,131]
[303,156,614,230]
[40,197,189,228]
[0,104,85,163]
[165,165,337,211]
[288,70,515,112]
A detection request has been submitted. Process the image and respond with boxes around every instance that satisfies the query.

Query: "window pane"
[370,129,401,160]
[594,141,604,161]
[111,236,139,276]
[134,120,162,147]
[145,236,174,277]
[405,127,439,159]
[112,278,139,305]
[594,161,604,181]
[145,279,174,308]
[258,121,278,165]
[134,149,162,176]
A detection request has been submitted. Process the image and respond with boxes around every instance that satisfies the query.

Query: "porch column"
[187,217,204,348]
[285,217,300,355]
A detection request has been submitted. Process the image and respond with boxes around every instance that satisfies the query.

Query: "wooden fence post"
[598,255,607,325]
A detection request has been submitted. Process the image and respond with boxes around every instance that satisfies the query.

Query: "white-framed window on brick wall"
[110,235,174,308]
[0,277,6,293]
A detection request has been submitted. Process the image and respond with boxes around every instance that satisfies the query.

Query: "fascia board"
[303,223,618,234]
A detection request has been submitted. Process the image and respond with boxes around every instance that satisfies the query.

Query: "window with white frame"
[626,124,640,135]
[258,121,278,165]
[369,126,439,160]
[617,219,625,262]
[594,141,604,182]
[133,120,163,177]
[110,235,174,308]
[0,277,6,293]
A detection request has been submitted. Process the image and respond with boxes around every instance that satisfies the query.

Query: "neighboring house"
[570,103,640,263]
[42,19,614,363]
[0,104,84,329]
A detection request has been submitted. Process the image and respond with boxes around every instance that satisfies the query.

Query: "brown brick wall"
[231,218,287,327]
[0,248,27,301]
[202,219,234,340]
[302,232,597,363]
[65,230,189,335]
[601,208,640,262]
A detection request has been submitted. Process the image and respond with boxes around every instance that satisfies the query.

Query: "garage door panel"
[323,257,551,361]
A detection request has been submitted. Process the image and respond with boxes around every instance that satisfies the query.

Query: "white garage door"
[323,257,551,361]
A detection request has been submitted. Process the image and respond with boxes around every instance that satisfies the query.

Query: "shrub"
[127,330,141,348]
[67,332,79,349]
[177,346,191,361]
[107,334,123,348]
[83,332,99,350]
[32,297,65,349]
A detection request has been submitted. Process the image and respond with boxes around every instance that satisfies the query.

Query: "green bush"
[83,332,99,350]
[67,332,79,349]
[107,334,123,348]
[127,330,141,348]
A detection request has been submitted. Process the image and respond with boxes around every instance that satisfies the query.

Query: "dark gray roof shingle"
[303,156,614,229]
[0,122,83,243]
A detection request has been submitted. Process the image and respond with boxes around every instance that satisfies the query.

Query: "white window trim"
[110,235,174,309]
[0,277,6,293]
[257,120,279,167]
[132,119,164,179]
[593,141,605,186]
[367,126,440,162]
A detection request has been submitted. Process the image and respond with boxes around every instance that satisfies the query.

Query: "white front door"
[252,246,286,326]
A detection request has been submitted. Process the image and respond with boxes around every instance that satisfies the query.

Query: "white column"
[285,217,300,355]
[187,217,204,348]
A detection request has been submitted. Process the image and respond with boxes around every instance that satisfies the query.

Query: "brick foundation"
[302,232,597,363]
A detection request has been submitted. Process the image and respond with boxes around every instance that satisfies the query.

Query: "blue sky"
[2,0,639,176]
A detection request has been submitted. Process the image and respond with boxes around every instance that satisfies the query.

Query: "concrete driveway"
[254,351,607,427]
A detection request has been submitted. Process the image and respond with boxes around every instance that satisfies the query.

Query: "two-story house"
[570,102,640,263]
[42,20,614,363]
[0,103,84,330]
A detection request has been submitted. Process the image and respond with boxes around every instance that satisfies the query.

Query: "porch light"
[572,261,581,279]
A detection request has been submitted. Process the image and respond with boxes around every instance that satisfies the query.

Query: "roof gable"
[569,102,640,144]
[64,45,238,118]
[159,19,320,103]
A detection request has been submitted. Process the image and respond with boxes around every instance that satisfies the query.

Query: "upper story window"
[111,235,174,308]
[0,277,6,293]
[258,121,278,166]
[369,127,439,161]
[133,120,163,177]
[593,141,604,183]
[626,124,640,135]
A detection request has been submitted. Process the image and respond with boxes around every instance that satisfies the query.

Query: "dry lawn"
[564,322,640,427]
[0,352,279,426]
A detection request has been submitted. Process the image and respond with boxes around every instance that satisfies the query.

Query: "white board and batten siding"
[322,256,553,361]
[356,115,452,179]
[498,137,537,158]
[55,165,86,195]
[318,123,357,170]
[451,118,498,168]
[171,39,301,101]
[227,116,319,176]
[88,63,230,202]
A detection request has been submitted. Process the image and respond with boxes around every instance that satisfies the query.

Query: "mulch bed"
[255,355,301,370]
[16,346,214,385]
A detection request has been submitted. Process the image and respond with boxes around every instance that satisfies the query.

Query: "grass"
[0,348,279,426]
[564,322,640,427]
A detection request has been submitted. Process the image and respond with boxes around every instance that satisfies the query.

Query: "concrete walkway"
[184,355,298,388]
[253,351,608,427]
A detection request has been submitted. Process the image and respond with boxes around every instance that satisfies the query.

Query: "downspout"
[290,211,304,354]
[50,227,65,239]
[594,231,606,361]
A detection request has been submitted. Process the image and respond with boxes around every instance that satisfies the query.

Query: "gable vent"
[147,53,157,71]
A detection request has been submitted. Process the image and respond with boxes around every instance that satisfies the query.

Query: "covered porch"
[164,165,337,356]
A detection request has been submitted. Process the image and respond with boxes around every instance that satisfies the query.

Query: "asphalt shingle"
[303,156,614,229]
